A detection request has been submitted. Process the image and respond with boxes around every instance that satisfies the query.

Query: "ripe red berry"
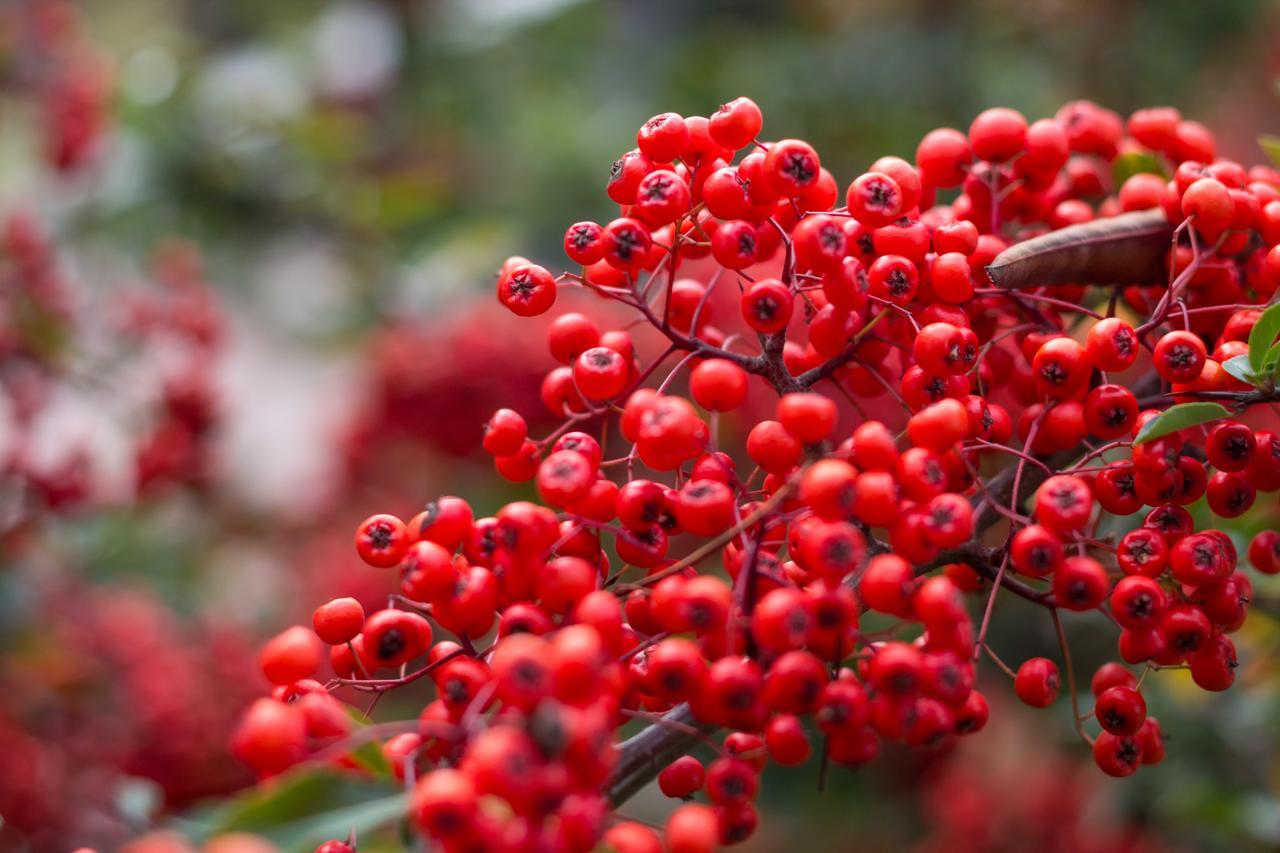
[690,358,748,412]
[355,513,410,568]
[1093,731,1144,777]
[498,262,557,316]
[969,107,1028,161]
[1014,657,1060,708]
[764,139,821,196]
[636,112,690,163]
[776,392,837,443]
[482,408,528,456]
[1152,330,1206,384]
[710,97,763,150]
[260,625,323,685]
[1086,317,1138,372]
[740,279,793,334]
[1034,474,1094,534]
[915,127,971,188]
[563,221,605,265]
[847,172,904,227]
[312,597,365,646]
[362,609,430,669]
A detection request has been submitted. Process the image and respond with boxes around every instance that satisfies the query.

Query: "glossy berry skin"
[969,107,1028,161]
[1035,475,1094,534]
[1152,330,1206,383]
[315,843,355,853]
[1085,317,1138,372]
[498,263,557,316]
[846,172,903,226]
[313,597,365,646]
[1095,685,1147,735]
[355,513,410,568]
[764,139,821,196]
[260,626,322,686]
[740,279,793,333]
[482,408,528,456]
[1014,657,1060,708]
[710,97,763,150]
[690,358,749,412]
[1205,422,1256,472]
[1093,731,1144,777]
[658,754,705,799]
[636,112,689,162]
[361,609,430,670]
[564,221,605,265]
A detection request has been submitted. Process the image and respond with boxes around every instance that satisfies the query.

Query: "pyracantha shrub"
[235,97,1280,852]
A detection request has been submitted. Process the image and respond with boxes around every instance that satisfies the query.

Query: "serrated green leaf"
[1247,303,1280,372]
[1261,134,1280,168]
[1133,402,1231,444]
[179,768,404,848]
[1221,354,1258,387]
[1112,150,1166,187]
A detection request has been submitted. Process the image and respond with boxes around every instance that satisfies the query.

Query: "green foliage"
[1247,303,1280,376]
[1133,402,1231,444]
[179,769,406,851]
[1261,134,1280,168]
[1112,149,1166,187]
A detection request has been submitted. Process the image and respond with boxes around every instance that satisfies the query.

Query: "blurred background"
[1,0,1278,850]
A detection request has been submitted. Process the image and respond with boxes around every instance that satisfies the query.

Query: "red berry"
[312,597,365,646]
[355,513,410,568]
[1014,657,1060,708]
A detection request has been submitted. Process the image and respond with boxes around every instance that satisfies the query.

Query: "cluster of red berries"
[237,97,1280,852]
[0,0,111,172]
[0,210,225,525]
[0,582,259,852]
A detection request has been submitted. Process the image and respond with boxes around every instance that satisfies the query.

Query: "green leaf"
[1133,402,1232,444]
[347,737,394,780]
[1221,354,1257,387]
[179,768,405,849]
[1112,149,1166,187]
[1247,303,1280,373]
[1262,134,1280,168]
[1265,340,1280,377]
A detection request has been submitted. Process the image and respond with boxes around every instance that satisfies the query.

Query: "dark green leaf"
[1112,150,1166,187]
[1247,303,1280,373]
[179,768,404,849]
[1262,135,1280,168]
[1134,402,1232,444]
[1221,355,1257,387]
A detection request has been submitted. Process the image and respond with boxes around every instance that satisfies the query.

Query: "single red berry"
[690,358,749,412]
[1093,731,1144,777]
[764,139,821,196]
[482,408,528,456]
[498,262,557,316]
[968,107,1028,161]
[740,279,793,334]
[709,97,763,150]
[1014,657,1060,708]
[1152,330,1206,384]
[312,597,365,646]
[563,221,605,265]
[776,392,837,443]
[260,625,323,686]
[846,172,903,226]
[355,513,410,568]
